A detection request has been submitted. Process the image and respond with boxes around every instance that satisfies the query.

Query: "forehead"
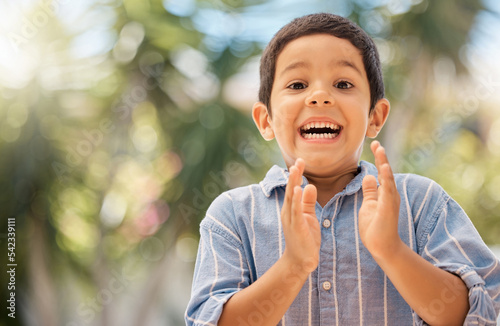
[275,33,364,75]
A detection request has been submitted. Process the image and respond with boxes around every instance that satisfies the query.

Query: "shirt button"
[322,219,331,228]
[322,281,332,291]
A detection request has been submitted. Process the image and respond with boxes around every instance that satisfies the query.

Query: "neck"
[304,167,359,207]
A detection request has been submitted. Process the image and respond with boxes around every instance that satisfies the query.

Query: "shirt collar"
[259,160,378,198]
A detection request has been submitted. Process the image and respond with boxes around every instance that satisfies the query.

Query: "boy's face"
[253,33,389,177]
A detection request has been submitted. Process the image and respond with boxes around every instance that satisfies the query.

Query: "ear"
[366,98,390,138]
[252,102,275,141]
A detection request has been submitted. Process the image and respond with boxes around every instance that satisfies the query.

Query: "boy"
[185,13,500,325]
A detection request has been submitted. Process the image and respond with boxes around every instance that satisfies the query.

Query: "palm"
[359,142,401,257]
[281,159,321,272]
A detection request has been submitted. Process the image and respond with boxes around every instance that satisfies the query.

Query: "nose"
[306,89,334,107]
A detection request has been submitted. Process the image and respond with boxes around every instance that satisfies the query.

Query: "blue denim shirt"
[186,161,500,325]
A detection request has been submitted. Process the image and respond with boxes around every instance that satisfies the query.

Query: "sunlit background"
[1,0,500,325]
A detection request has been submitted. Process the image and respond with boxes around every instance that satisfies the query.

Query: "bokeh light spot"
[175,234,199,262]
[100,191,127,228]
[132,125,158,153]
[461,165,484,191]
[182,138,205,166]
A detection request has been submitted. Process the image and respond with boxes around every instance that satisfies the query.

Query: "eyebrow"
[336,59,363,76]
[279,59,363,77]
[279,61,310,77]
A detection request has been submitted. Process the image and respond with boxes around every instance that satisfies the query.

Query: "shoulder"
[206,182,264,212]
[202,185,253,222]
[393,173,453,225]
[208,164,286,209]
[361,160,450,207]
[200,165,285,239]
[200,182,265,240]
[394,172,435,189]
[394,172,449,203]
[393,173,465,246]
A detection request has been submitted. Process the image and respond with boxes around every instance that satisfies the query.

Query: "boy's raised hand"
[359,141,403,259]
[281,158,321,273]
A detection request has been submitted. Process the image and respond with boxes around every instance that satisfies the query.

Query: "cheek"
[271,104,297,126]
[278,100,303,120]
[344,97,370,119]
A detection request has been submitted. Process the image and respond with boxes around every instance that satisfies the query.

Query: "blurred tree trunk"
[29,214,58,326]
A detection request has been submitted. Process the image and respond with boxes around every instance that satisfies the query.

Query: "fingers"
[370,140,381,167]
[370,141,395,185]
[291,186,303,227]
[369,141,399,206]
[290,184,316,228]
[295,158,305,178]
[282,158,306,225]
[371,140,389,170]
[362,175,378,202]
[301,184,317,216]
[378,163,400,208]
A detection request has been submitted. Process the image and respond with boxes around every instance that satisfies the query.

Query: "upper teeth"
[301,122,340,131]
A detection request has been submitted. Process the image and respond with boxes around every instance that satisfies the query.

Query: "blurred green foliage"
[0,0,498,325]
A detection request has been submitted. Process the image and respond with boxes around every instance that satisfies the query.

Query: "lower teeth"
[303,133,338,139]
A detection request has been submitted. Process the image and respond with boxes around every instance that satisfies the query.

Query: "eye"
[335,80,353,89]
[287,82,307,90]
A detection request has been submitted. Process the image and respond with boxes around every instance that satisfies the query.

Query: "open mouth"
[299,121,342,139]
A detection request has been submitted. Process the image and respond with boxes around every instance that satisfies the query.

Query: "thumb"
[301,184,317,215]
[362,175,378,202]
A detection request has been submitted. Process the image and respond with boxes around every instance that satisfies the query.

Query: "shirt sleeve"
[415,185,500,325]
[185,194,251,326]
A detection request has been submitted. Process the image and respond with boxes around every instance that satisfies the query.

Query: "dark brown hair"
[258,13,384,115]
